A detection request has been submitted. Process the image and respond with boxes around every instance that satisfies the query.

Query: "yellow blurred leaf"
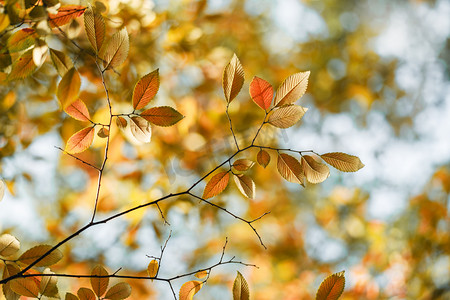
[232,271,249,300]
[302,155,330,184]
[18,245,63,267]
[7,28,37,53]
[147,259,158,281]
[104,282,131,300]
[0,13,10,32]
[321,152,365,172]
[274,71,310,107]
[90,265,109,297]
[8,49,37,80]
[57,67,81,109]
[0,234,20,257]
[316,271,345,300]
[202,171,230,199]
[179,280,203,300]
[222,53,244,103]
[0,179,5,202]
[194,270,207,279]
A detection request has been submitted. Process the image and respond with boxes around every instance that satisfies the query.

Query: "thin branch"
[156,203,170,225]
[55,147,100,171]
[251,111,268,145]
[226,103,239,150]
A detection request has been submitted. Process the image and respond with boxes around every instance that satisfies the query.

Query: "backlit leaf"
[32,39,48,67]
[130,116,152,143]
[116,116,127,129]
[40,268,58,297]
[268,105,307,128]
[18,245,63,267]
[302,155,330,184]
[97,127,109,138]
[0,13,10,32]
[65,292,79,300]
[64,99,90,121]
[7,28,37,53]
[8,49,37,80]
[179,280,203,300]
[277,153,304,185]
[274,71,310,107]
[233,174,255,199]
[101,28,129,70]
[222,53,244,103]
[10,278,40,298]
[48,5,86,28]
[77,287,95,300]
[65,126,95,154]
[2,263,20,300]
[57,67,81,109]
[84,7,105,53]
[202,171,230,199]
[50,48,73,76]
[0,234,20,257]
[104,282,131,300]
[233,271,249,300]
[0,179,5,202]
[316,271,345,300]
[249,76,273,110]
[257,149,270,168]
[320,152,365,172]
[195,270,207,279]
[132,69,159,110]
[147,259,158,281]
[141,106,184,127]
[232,159,254,172]
[91,265,109,297]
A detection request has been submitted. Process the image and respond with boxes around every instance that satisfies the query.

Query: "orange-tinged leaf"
[195,270,207,279]
[48,5,86,28]
[0,234,20,257]
[222,53,244,103]
[7,49,37,80]
[104,282,131,300]
[65,126,95,154]
[268,105,307,128]
[257,149,270,168]
[277,153,304,185]
[77,287,95,300]
[203,171,230,199]
[129,116,152,143]
[179,280,203,300]
[116,116,127,129]
[7,28,37,53]
[233,271,249,300]
[57,67,81,109]
[18,245,63,267]
[101,28,129,70]
[97,127,109,138]
[132,69,159,110]
[40,268,58,297]
[147,259,158,281]
[316,271,345,300]
[91,265,109,297]
[84,7,105,53]
[50,48,73,76]
[320,152,365,172]
[10,278,40,298]
[65,292,79,300]
[141,106,184,127]
[64,99,90,121]
[2,263,20,300]
[233,174,255,199]
[232,159,254,172]
[274,71,310,107]
[302,155,330,184]
[250,76,273,110]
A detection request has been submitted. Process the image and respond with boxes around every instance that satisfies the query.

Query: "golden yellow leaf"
[101,28,129,70]
[268,105,308,128]
[222,53,244,103]
[64,99,90,122]
[233,271,249,300]
[18,245,63,267]
[232,159,255,172]
[179,280,203,300]
[10,278,40,298]
[132,69,160,110]
[3,263,21,300]
[7,49,37,80]
[84,7,105,53]
[50,48,73,76]
[141,106,184,127]
[316,271,345,300]
[40,268,59,297]
[0,13,10,32]
[202,171,230,199]
[65,292,79,300]
[57,67,81,109]
[7,28,37,53]
[256,149,270,168]
[77,287,95,300]
[249,76,273,110]
[130,116,152,143]
[0,234,20,257]
[277,153,304,185]
[321,152,365,172]
[194,270,208,279]
[104,282,132,300]
[302,155,330,184]
[233,174,255,199]
[65,126,95,154]
[274,71,310,107]
[90,265,109,297]
[147,259,158,281]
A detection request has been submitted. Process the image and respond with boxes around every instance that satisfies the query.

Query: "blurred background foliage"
[0,0,449,299]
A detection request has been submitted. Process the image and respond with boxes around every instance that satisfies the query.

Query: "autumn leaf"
[91,265,109,297]
[0,234,20,257]
[132,69,160,110]
[202,171,230,199]
[302,155,330,184]
[7,28,37,53]
[116,116,127,129]
[195,270,208,279]
[7,49,37,80]
[2,263,20,300]
[233,174,255,199]
[84,7,105,53]
[141,106,184,127]
[64,99,91,121]
[223,53,244,103]
[48,5,86,28]
[50,48,74,76]
[233,271,249,300]
[316,271,345,300]
[18,245,63,267]
[130,116,152,143]
[147,259,158,281]
[104,282,132,300]
[101,28,129,70]
[0,179,5,202]
[274,71,310,107]
[0,13,9,32]
[65,292,79,300]
[32,39,48,67]
[257,149,270,168]
[250,76,273,110]
[40,268,58,297]
[277,153,304,185]
[77,287,96,300]
[268,105,308,128]
[57,67,81,109]
[65,126,95,154]
[232,159,255,172]
[10,278,40,298]
[179,280,203,300]
[321,152,365,172]
[98,127,109,138]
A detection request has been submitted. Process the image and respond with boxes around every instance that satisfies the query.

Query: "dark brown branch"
[55,146,100,171]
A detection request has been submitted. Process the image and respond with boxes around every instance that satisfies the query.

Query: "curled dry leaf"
[91,265,109,297]
[7,49,37,80]
[48,5,86,28]
[64,99,90,122]
[232,159,255,172]
[132,69,159,110]
[10,278,40,298]
[2,263,21,300]
[233,271,249,300]
[129,116,152,143]
[104,282,132,300]
[316,271,345,300]
[320,152,365,172]
[50,48,73,76]
[179,280,203,300]
[57,67,81,109]
[97,127,109,138]
[141,106,184,127]
[65,126,95,154]
[40,268,59,297]
[268,105,308,129]
[249,76,273,110]
[116,116,127,129]
[274,71,310,107]
[195,270,208,279]
[257,149,270,168]
[277,153,304,186]
[84,7,105,53]
[202,171,230,199]
[0,233,20,257]
[302,155,330,184]
[101,28,129,70]
[222,53,244,103]
[18,244,63,267]
[147,259,158,281]
[77,287,96,300]
[233,174,255,199]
